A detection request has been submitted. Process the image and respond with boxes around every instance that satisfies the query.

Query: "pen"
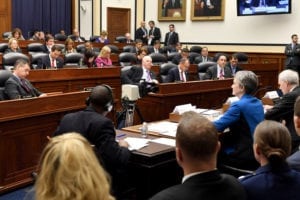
[116,133,126,138]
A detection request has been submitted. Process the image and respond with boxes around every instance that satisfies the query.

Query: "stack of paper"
[147,121,178,137]
[124,137,150,151]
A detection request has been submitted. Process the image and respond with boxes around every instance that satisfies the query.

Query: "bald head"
[142,56,152,70]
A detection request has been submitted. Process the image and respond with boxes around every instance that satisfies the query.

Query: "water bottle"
[79,58,83,67]
[141,122,148,138]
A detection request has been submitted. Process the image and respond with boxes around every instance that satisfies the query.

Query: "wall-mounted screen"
[237,0,291,16]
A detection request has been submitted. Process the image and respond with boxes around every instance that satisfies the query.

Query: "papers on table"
[151,138,176,147]
[173,103,197,114]
[147,121,178,137]
[124,137,150,151]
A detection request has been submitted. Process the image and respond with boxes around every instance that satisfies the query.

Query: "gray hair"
[279,70,299,86]
[235,70,258,94]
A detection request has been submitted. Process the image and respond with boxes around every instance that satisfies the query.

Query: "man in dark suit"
[148,40,164,54]
[37,45,64,69]
[201,0,221,16]
[287,96,300,171]
[69,28,86,42]
[53,85,131,199]
[196,46,213,63]
[42,35,55,53]
[172,48,192,65]
[150,111,246,200]
[284,34,300,76]
[162,0,181,17]
[164,24,179,48]
[135,21,148,44]
[203,54,232,80]
[122,32,134,44]
[166,58,190,83]
[265,69,300,153]
[5,59,47,99]
[147,20,161,46]
[131,39,143,54]
[226,53,243,76]
[121,55,158,85]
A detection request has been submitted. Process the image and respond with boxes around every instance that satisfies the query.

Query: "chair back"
[27,43,44,55]
[121,66,133,84]
[90,35,99,42]
[123,45,134,53]
[64,52,84,66]
[106,44,119,54]
[54,33,67,41]
[115,36,126,43]
[76,44,85,53]
[119,52,137,66]
[142,45,154,53]
[198,61,216,80]
[160,63,177,83]
[0,43,8,54]
[190,45,202,53]
[189,52,201,64]
[235,52,248,63]
[149,53,167,65]
[0,70,13,100]
[167,52,180,62]
[2,32,11,40]
[3,53,30,71]
[31,52,48,69]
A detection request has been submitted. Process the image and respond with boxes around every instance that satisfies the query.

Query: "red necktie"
[219,69,224,79]
[180,71,185,82]
[51,59,55,68]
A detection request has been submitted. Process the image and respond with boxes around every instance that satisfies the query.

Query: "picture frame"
[191,0,225,21]
[158,0,186,21]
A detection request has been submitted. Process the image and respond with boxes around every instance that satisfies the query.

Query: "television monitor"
[237,0,291,16]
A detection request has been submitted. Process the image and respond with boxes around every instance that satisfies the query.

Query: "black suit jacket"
[69,35,86,42]
[171,54,193,65]
[203,65,233,80]
[165,67,189,83]
[135,27,148,44]
[37,55,64,69]
[284,43,300,68]
[148,27,162,45]
[41,44,51,53]
[4,75,42,99]
[4,48,22,54]
[53,106,131,192]
[150,170,246,200]
[197,56,214,63]
[164,31,179,46]
[226,63,243,75]
[265,86,300,151]
[121,66,157,85]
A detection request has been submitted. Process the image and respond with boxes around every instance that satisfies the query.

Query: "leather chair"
[149,53,167,65]
[190,45,202,53]
[121,66,133,84]
[198,61,216,80]
[214,52,230,62]
[189,52,201,64]
[115,36,126,43]
[76,44,85,53]
[123,45,134,53]
[167,52,180,62]
[54,33,67,41]
[235,52,248,63]
[119,52,137,66]
[27,43,45,55]
[0,43,8,54]
[55,43,65,50]
[2,32,11,40]
[2,53,30,71]
[107,44,119,54]
[64,52,84,66]
[0,70,13,100]
[90,35,100,42]
[142,45,154,54]
[159,62,177,83]
[194,56,202,64]
[31,52,48,69]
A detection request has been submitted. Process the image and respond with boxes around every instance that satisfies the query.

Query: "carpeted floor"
[0,185,33,200]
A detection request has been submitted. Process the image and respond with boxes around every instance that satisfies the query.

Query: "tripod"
[116,97,144,129]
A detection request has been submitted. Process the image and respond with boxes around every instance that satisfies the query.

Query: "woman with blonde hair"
[4,38,22,54]
[34,133,115,200]
[240,120,300,200]
[95,45,112,67]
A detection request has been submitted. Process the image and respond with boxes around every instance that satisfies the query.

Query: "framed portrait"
[191,0,225,21]
[158,0,186,21]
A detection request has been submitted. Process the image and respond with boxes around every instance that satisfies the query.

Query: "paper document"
[147,121,178,137]
[151,138,176,147]
[173,103,196,114]
[124,137,150,151]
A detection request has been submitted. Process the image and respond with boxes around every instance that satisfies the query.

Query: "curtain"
[12,0,71,39]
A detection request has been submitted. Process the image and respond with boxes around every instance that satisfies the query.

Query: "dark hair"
[87,85,114,112]
[45,35,54,42]
[181,48,189,53]
[291,34,298,38]
[148,20,155,25]
[169,24,175,28]
[14,59,29,69]
[51,45,62,52]
[176,111,218,161]
[254,120,291,170]
[135,39,143,44]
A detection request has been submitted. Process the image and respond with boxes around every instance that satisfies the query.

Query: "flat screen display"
[237,0,291,16]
